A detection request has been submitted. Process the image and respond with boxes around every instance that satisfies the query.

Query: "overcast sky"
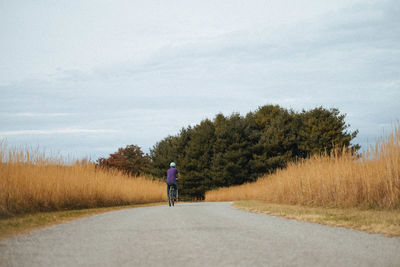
[1,0,399,160]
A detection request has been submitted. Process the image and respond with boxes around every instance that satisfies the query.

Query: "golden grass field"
[233,200,400,237]
[206,126,400,210]
[0,145,167,217]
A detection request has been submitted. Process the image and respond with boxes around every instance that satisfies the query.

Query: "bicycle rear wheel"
[169,186,174,206]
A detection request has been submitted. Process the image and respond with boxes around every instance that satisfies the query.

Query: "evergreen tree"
[180,119,215,199]
[211,113,252,187]
[298,107,359,155]
[249,105,300,175]
[149,135,181,178]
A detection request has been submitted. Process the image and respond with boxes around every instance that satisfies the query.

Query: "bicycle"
[168,185,178,207]
[168,185,174,207]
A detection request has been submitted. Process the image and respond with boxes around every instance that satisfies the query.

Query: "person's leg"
[166,183,170,198]
[172,183,177,198]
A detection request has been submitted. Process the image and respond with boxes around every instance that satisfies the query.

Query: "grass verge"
[233,200,400,237]
[0,202,164,240]
[206,126,400,210]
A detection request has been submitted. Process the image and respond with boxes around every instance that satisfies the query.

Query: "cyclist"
[166,162,179,202]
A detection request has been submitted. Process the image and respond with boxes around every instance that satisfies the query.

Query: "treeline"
[97,105,359,200]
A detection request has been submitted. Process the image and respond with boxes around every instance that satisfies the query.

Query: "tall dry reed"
[206,125,400,209]
[0,144,167,217]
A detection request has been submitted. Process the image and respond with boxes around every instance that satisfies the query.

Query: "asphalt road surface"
[1,202,400,267]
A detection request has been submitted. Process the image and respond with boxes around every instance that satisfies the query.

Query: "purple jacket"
[166,167,178,183]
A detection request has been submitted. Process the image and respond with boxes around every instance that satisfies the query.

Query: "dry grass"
[206,126,400,210]
[0,144,167,217]
[234,200,400,237]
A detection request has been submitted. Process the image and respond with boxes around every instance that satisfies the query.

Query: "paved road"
[1,202,400,267]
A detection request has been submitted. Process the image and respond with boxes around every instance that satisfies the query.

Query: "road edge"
[232,200,400,237]
[0,202,165,241]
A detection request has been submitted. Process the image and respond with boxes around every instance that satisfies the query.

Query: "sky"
[1,0,399,160]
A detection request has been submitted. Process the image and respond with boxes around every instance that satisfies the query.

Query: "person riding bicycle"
[166,162,179,202]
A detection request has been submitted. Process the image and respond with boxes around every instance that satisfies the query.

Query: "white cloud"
[0,128,118,136]
[0,0,399,158]
[0,112,71,117]
[0,0,367,82]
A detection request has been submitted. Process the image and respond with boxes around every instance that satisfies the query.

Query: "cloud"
[0,112,71,117]
[0,128,118,136]
[0,0,398,158]
[43,0,398,96]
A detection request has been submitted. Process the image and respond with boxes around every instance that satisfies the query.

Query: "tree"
[297,107,359,156]
[248,105,300,175]
[178,120,215,200]
[96,145,150,176]
[149,127,192,179]
[147,104,360,200]
[211,113,252,187]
